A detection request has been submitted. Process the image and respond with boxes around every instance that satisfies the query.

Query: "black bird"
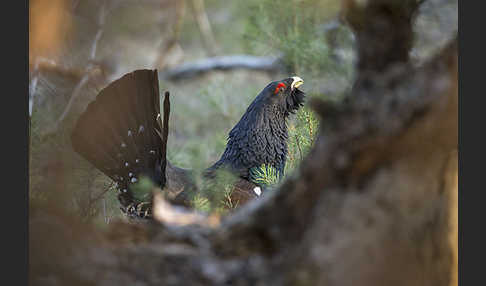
[71,69,305,217]
[203,76,305,202]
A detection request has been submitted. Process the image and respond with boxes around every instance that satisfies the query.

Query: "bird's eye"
[274,83,286,95]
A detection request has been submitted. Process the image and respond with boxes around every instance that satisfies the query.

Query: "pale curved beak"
[291,76,304,90]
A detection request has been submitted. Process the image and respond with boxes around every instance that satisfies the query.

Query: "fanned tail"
[71,69,164,215]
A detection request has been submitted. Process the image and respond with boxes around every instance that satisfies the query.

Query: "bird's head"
[258,76,306,116]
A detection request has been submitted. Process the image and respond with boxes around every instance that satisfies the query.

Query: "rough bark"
[342,0,425,91]
[29,1,458,285]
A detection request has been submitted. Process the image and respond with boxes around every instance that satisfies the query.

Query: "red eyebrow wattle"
[274,83,286,94]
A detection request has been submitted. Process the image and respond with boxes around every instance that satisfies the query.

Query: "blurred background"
[29,0,457,224]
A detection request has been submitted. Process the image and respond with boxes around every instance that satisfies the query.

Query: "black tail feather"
[71,69,164,211]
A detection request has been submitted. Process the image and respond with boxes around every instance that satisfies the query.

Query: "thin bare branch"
[189,0,219,56]
[153,0,186,69]
[29,61,40,117]
[83,181,114,219]
[43,0,109,136]
[161,55,283,81]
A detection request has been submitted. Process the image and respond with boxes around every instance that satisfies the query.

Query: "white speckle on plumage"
[139,125,144,133]
[149,150,155,154]
[135,159,140,163]
[131,177,138,183]
[128,130,132,136]
[253,186,262,196]
[121,142,127,148]
[122,189,127,193]
[125,162,129,167]
[129,172,133,177]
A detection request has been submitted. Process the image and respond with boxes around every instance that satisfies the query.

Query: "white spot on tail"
[128,130,132,137]
[135,159,140,163]
[131,177,138,183]
[253,186,262,196]
[129,172,133,177]
[139,125,145,133]
[122,189,127,193]
[125,162,129,167]
[121,142,127,148]
[149,150,155,154]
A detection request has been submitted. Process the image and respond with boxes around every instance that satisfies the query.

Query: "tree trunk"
[29,0,458,285]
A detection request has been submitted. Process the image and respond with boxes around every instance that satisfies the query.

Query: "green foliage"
[194,168,240,214]
[241,0,339,75]
[249,164,281,188]
[286,106,320,173]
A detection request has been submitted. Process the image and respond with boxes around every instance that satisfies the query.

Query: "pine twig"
[295,134,303,162]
